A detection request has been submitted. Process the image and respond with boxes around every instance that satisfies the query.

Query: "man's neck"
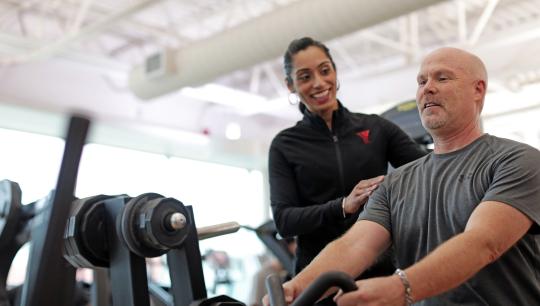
[432,124,484,154]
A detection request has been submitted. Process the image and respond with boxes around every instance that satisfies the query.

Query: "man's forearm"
[293,221,390,293]
[404,230,494,301]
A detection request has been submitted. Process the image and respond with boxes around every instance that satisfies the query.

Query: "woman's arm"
[269,143,345,237]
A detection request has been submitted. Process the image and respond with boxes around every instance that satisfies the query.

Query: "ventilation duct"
[129,0,447,100]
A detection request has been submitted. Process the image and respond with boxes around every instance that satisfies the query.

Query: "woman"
[268,37,426,281]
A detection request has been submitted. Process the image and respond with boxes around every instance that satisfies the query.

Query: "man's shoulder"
[482,134,540,158]
[386,154,431,182]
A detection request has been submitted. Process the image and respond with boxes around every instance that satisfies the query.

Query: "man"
[266,47,540,305]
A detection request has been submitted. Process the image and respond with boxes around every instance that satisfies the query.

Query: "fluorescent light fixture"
[180,84,281,115]
[133,124,210,146]
[225,122,242,140]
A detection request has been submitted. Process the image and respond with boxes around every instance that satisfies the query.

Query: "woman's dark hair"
[283,37,337,87]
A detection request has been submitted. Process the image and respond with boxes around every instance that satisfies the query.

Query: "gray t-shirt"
[359,134,540,306]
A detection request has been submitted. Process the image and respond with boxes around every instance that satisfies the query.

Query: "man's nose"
[423,79,437,94]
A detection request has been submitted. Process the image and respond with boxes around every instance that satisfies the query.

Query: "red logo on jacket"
[357,130,370,144]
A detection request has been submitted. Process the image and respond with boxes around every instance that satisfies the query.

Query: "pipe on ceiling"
[129,0,447,100]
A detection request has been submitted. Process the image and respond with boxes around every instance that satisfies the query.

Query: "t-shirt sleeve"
[482,144,540,230]
[358,181,392,233]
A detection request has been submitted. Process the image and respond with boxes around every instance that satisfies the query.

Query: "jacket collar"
[301,100,350,131]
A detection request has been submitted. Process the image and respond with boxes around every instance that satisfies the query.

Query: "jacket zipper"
[332,134,346,195]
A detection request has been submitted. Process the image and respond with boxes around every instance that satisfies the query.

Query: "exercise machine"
[265,271,356,306]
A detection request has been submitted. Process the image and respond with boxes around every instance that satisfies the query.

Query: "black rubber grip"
[265,271,357,306]
[291,271,357,306]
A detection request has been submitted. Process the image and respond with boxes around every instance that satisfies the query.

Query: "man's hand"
[262,280,301,306]
[343,176,384,215]
[334,276,406,306]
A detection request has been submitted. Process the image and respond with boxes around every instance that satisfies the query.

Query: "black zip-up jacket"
[269,103,427,275]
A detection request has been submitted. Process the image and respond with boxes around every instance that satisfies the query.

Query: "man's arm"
[336,201,533,306]
[406,200,533,301]
[283,220,391,302]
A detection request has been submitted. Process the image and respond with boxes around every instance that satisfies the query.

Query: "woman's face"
[288,46,338,114]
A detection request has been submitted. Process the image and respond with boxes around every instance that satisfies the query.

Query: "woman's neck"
[312,103,338,130]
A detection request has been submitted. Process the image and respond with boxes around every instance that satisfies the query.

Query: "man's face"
[415,51,481,133]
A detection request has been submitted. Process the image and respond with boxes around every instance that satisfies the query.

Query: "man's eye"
[418,79,426,86]
[438,76,448,81]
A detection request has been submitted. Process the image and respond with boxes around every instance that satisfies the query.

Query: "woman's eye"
[298,74,310,81]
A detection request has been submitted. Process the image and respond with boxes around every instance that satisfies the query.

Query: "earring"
[336,80,341,91]
[288,93,300,105]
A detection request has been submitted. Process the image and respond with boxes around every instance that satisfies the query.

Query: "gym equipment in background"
[19,115,90,306]
[0,181,92,306]
[381,100,432,146]
[0,114,249,306]
[64,192,244,306]
[243,221,295,278]
[0,180,33,306]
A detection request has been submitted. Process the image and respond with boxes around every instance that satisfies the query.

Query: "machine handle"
[265,274,287,306]
[265,271,357,306]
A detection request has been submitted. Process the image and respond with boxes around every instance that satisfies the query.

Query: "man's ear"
[475,79,486,112]
[475,79,486,96]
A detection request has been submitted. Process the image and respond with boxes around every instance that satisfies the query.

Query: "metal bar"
[197,221,240,240]
[148,282,173,306]
[456,0,467,43]
[262,63,288,96]
[249,66,262,94]
[1,0,165,65]
[468,0,499,45]
[91,269,111,306]
[331,42,359,71]
[168,206,207,306]
[105,197,150,306]
[19,115,90,306]
[253,221,294,276]
[0,31,129,78]
[70,0,95,34]
[360,31,411,54]
[408,12,419,61]
[398,16,409,49]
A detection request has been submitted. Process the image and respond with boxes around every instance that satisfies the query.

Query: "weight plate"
[142,197,190,251]
[120,193,164,257]
[63,195,114,268]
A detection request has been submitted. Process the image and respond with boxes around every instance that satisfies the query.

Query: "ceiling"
[1,0,540,166]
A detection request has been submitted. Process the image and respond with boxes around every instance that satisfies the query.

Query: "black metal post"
[91,269,110,306]
[168,206,207,306]
[104,196,150,306]
[19,115,90,306]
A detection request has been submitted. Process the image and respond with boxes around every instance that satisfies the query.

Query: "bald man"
[265,47,540,305]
